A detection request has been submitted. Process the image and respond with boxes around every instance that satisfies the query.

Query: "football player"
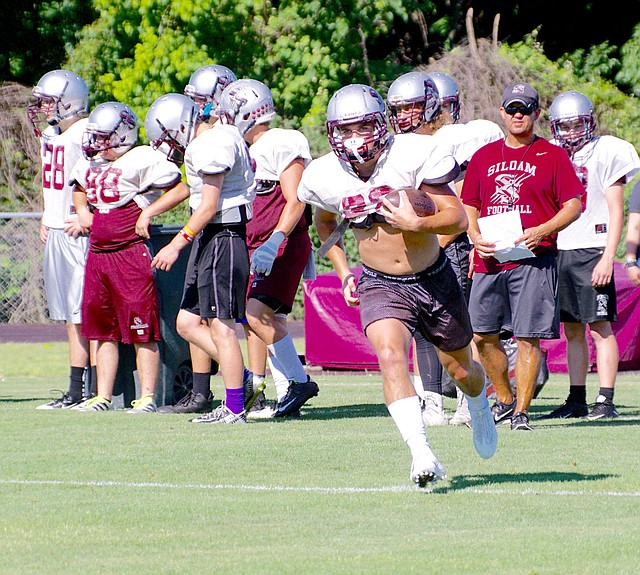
[386,71,504,428]
[70,102,188,413]
[224,79,318,418]
[541,90,640,420]
[28,70,97,410]
[142,89,258,424]
[298,84,497,487]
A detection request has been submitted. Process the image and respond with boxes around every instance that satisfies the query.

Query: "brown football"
[384,187,437,217]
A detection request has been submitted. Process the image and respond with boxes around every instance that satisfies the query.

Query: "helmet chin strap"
[345,136,366,163]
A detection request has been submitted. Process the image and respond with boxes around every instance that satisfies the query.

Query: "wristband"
[341,273,355,291]
[179,228,195,243]
[624,260,638,269]
[183,225,196,238]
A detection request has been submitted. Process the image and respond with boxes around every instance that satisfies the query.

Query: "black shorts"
[444,232,471,302]
[247,229,311,314]
[558,248,617,323]
[470,252,559,339]
[358,250,473,352]
[180,224,249,320]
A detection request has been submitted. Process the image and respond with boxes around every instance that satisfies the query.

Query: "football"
[384,187,437,217]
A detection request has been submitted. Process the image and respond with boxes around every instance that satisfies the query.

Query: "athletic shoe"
[410,451,446,488]
[449,389,472,427]
[539,399,588,420]
[190,403,247,424]
[491,398,516,426]
[469,401,498,458]
[74,395,112,412]
[246,392,277,420]
[510,411,533,431]
[243,373,266,412]
[36,391,83,410]
[421,392,449,426]
[272,377,319,418]
[127,394,157,414]
[157,391,213,414]
[584,395,619,420]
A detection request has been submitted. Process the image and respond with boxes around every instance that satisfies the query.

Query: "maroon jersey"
[90,200,145,253]
[462,136,583,273]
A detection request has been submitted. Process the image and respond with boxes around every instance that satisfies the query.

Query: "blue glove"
[250,231,285,276]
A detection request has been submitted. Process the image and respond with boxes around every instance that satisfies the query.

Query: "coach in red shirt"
[461,82,583,431]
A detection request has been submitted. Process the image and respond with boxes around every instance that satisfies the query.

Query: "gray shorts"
[469,252,559,339]
[43,228,89,323]
[358,251,473,352]
[558,248,617,323]
[180,224,249,321]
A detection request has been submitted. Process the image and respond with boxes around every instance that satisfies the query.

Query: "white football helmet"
[82,102,138,159]
[386,72,440,133]
[145,93,200,165]
[28,69,89,136]
[427,72,460,123]
[184,65,237,119]
[549,91,596,153]
[326,84,389,164]
[217,79,276,135]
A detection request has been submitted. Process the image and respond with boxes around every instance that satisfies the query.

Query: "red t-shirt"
[461,136,583,273]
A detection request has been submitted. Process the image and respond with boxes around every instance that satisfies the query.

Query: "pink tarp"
[303,261,640,372]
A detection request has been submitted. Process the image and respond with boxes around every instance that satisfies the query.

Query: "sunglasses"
[504,102,536,116]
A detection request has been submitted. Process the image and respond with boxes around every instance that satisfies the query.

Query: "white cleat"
[469,402,498,459]
[410,452,447,488]
[449,389,472,427]
[421,391,449,426]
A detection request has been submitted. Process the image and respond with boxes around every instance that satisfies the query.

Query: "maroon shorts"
[247,229,311,314]
[358,250,473,352]
[81,242,160,343]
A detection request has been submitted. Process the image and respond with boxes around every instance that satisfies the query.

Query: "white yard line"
[1,478,639,497]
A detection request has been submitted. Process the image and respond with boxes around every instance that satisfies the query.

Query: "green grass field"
[1,342,639,575]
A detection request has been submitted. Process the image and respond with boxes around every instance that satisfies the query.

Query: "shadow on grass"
[0,396,50,403]
[433,471,617,493]
[297,403,388,420]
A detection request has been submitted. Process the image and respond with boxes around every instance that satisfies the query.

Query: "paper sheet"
[477,210,535,263]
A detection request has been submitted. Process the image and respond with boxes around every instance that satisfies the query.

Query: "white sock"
[466,388,489,412]
[387,396,430,459]
[268,334,307,383]
[252,373,266,390]
[412,374,426,400]
[267,355,290,401]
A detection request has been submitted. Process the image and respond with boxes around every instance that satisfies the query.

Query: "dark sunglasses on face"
[504,102,536,116]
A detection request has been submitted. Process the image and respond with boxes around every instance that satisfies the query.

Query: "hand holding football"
[384,187,437,217]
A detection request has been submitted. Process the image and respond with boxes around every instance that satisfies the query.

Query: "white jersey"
[433,119,504,168]
[184,123,255,212]
[40,118,88,228]
[298,133,458,217]
[250,127,312,183]
[555,135,640,249]
[71,146,181,211]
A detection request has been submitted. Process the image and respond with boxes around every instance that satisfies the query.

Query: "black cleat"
[272,378,318,418]
[491,398,516,426]
[157,391,213,414]
[539,399,588,420]
[584,395,619,420]
[511,411,533,431]
[36,391,83,410]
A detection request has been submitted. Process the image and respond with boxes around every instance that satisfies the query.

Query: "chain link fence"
[0,213,50,323]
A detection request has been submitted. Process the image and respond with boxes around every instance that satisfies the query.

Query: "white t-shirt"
[40,118,88,228]
[555,135,640,249]
[71,145,181,211]
[298,133,458,217]
[184,123,255,212]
